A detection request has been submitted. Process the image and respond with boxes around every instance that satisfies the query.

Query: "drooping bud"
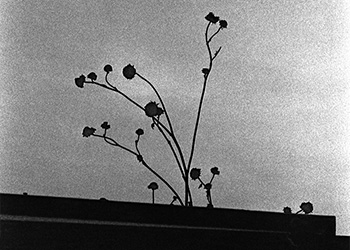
[104,64,113,73]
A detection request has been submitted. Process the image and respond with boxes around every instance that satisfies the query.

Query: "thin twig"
[104,73,117,90]
[208,27,221,43]
[209,174,215,184]
[92,133,184,206]
[87,80,174,139]
[136,73,175,135]
[93,134,137,156]
[187,22,213,172]
[153,119,185,179]
[140,158,184,206]
[86,80,144,111]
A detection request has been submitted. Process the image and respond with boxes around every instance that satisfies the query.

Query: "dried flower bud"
[123,64,136,79]
[75,75,86,88]
[104,64,113,73]
[101,122,110,130]
[219,20,228,29]
[211,167,220,175]
[136,128,144,136]
[82,127,96,137]
[144,101,163,117]
[202,68,209,75]
[148,182,159,190]
[87,72,97,81]
[205,12,219,24]
[190,168,201,180]
[205,12,220,23]
[300,202,313,214]
[283,207,292,214]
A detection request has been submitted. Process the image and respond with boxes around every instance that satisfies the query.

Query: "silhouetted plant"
[296,202,313,214]
[75,12,227,207]
[283,202,314,214]
[147,182,159,204]
[283,206,292,214]
[170,196,179,205]
[190,167,220,207]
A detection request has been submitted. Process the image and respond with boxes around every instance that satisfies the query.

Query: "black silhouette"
[75,12,228,207]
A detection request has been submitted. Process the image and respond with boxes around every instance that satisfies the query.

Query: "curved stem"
[152,118,192,206]
[86,80,145,111]
[136,73,175,135]
[135,138,141,156]
[93,134,138,156]
[105,76,146,111]
[140,158,184,206]
[92,133,184,206]
[86,81,174,140]
[153,119,185,179]
[134,74,190,204]
[104,73,117,90]
[208,27,221,43]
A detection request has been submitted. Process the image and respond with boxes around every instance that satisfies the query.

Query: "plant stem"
[86,80,145,111]
[187,22,212,172]
[140,158,184,206]
[209,174,215,184]
[88,80,175,141]
[153,119,185,179]
[208,27,221,43]
[93,134,138,156]
[105,73,116,89]
[136,73,175,135]
[93,133,184,206]
[198,177,205,186]
[136,74,191,204]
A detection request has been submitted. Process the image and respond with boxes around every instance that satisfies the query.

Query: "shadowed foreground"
[0,193,348,249]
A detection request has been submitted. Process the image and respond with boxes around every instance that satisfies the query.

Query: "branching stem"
[153,119,185,179]
[187,22,222,172]
[92,133,184,206]
[136,73,174,134]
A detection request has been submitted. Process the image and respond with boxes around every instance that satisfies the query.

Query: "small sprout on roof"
[298,202,313,214]
[283,207,292,214]
[148,182,159,204]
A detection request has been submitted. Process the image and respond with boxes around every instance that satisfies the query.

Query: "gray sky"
[1,0,349,235]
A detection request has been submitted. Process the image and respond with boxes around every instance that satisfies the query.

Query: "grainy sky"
[1,0,349,235]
